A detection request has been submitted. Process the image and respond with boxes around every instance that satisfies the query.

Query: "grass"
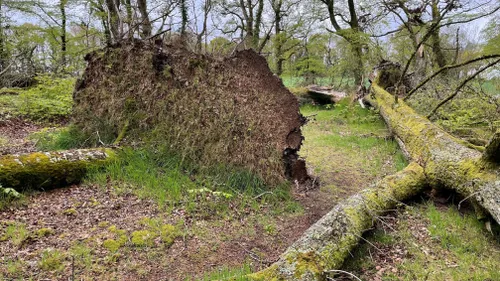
[0,75,74,122]
[86,147,300,217]
[300,100,407,193]
[30,125,90,151]
[0,222,30,246]
[38,248,65,272]
[195,264,253,281]
[343,203,500,281]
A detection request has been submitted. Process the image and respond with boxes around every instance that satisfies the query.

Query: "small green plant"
[63,208,77,216]
[131,230,156,247]
[38,248,65,272]
[70,242,93,268]
[102,239,122,252]
[36,228,54,238]
[0,222,30,246]
[4,258,24,277]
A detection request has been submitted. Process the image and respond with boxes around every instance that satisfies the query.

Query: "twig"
[237,242,275,265]
[354,233,382,252]
[458,191,480,210]
[405,54,500,100]
[427,58,500,118]
[253,191,273,200]
[324,269,363,281]
[96,131,105,146]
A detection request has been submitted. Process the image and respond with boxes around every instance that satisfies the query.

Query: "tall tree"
[137,0,151,38]
[318,0,375,84]
[219,0,266,50]
[60,0,68,70]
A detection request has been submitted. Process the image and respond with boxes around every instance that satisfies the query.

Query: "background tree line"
[1,0,499,93]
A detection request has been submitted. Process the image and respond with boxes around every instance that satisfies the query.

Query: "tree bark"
[60,0,67,71]
[0,148,116,191]
[249,163,427,280]
[366,84,500,223]
[137,0,152,39]
[105,0,121,43]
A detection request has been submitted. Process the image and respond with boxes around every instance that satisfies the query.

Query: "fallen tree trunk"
[248,83,500,281]
[249,162,427,280]
[0,148,116,191]
[366,84,500,223]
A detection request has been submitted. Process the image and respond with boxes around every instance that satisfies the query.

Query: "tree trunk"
[248,83,500,281]
[60,0,67,71]
[124,0,133,39]
[430,0,446,68]
[366,84,500,223]
[137,0,152,39]
[105,0,121,43]
[250,163,427,280]
[180,0,188,38]
[0,149,116,191]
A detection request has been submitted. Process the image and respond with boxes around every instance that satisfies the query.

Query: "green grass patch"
[300,100,407,192]
[86,147,300,217]
[29,125,90,151]
[344,203,500,281]
[0,75,75,122]
[195,264,253,281]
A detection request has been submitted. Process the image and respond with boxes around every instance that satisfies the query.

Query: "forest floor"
[1,88,499,280]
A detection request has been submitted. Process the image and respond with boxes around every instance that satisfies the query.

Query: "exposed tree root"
[0,148,116,191]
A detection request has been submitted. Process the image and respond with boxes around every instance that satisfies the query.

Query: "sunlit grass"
[300,100,407,193]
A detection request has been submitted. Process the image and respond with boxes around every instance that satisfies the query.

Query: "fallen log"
[247,84,499,281]
[249,162,427,280]
[307,85,347,104]
[0,148,116,191]
[365,84,500,223]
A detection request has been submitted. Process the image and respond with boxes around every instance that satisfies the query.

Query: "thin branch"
[405,54,500,100]
[427,58,500,118]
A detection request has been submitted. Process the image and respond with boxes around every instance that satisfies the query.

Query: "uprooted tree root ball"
[73,40,310,185]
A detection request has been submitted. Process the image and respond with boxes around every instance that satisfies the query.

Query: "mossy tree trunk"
[0,148,116,191]
[248,84,500,281]
[366,84,500,223]
[249,163,427,280]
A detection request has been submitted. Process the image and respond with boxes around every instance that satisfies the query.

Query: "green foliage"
[17,76,75,121]
[0,184,26,210]
[196,264,253,281]
[131,230,156,247]
[407,79,499,141]
[207,37,235,55]
[69,242,93,268]
[87,147,299,217]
